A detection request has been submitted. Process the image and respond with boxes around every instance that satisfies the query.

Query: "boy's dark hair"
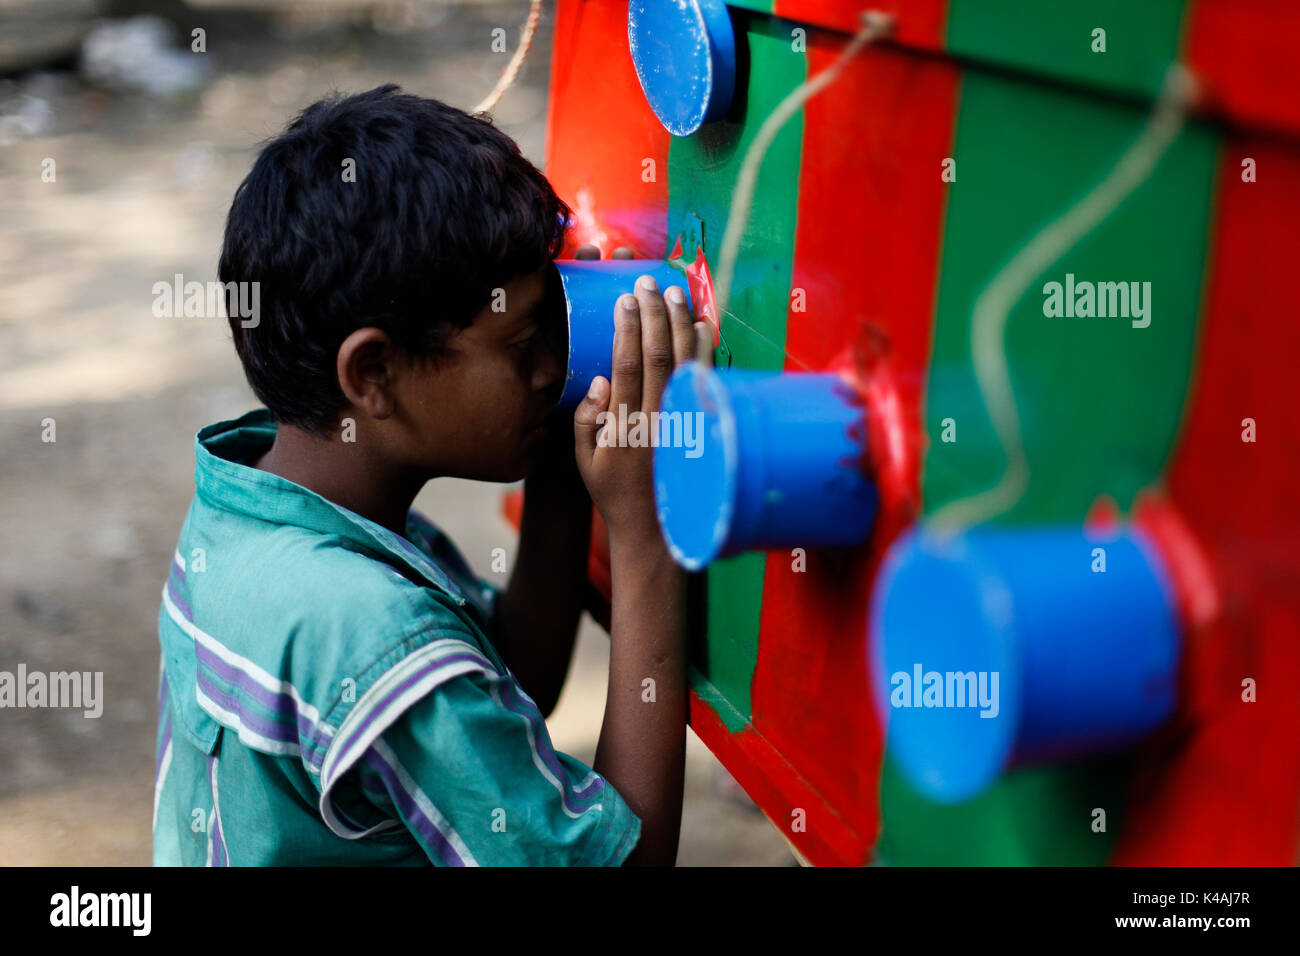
[219,84,572,434]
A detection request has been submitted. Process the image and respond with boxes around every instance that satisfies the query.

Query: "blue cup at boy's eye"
[552,259,694,408]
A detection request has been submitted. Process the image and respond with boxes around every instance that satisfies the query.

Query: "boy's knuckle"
[644,344,673,370]
[638,291,667,315]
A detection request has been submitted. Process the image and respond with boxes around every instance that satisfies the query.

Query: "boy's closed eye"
[511,324,540,355]
[516,295,564,357]
[509,299,545,350]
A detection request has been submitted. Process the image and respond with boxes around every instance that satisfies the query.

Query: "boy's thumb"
[573,376,610,462]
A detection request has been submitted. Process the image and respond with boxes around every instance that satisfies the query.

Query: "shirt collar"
[193,408,468,606]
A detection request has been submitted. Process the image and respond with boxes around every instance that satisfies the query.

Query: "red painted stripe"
[1113,136,1300,865]
[545,0,673,256]
[747,37,961,856]
[778,0,1300,138]
[688,687,870,865]
[1185,0,1300,138]
[771,0,948,49]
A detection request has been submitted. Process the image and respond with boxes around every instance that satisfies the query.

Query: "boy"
[154,85,698,866]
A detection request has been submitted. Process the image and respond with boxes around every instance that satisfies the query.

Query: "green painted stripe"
[882,67,1218,865]
[924,69,1217,522]
[666,10,805,728]
[946,0,1190,101]
[877,755,1131,866]
[687,664,752,735]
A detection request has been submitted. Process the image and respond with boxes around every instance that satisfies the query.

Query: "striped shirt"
[153,408,640,866]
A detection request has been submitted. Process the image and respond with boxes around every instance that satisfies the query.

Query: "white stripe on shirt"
[368,738,479,866]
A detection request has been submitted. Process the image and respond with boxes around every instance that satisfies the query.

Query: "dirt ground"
[0,2,795,866]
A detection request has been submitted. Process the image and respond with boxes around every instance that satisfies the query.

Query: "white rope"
[927,63,1196,533]
[473,0,545,116]
[713,10,895,320]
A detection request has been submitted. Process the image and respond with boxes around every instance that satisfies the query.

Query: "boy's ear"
[336,327,397,420]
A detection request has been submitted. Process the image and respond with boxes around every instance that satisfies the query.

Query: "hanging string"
[473,0,545,116]
[506,1,1193,534]
[926,63,1197,534]
[713,10,895,322]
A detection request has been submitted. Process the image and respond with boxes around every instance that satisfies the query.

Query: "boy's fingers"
[575,245,633,260]
[694,321,714,367]
[666,286,695,366]
[635,274,673,415]
[608,294,642,420]
[573,375,610,464]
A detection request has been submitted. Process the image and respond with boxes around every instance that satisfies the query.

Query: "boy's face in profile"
[388,262,567,483]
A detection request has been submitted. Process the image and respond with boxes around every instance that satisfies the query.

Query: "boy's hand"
[573,263,697,545]
[526,246,632,486]
[571,247,696,866]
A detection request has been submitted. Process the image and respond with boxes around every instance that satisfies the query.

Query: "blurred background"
[0,0,795,865]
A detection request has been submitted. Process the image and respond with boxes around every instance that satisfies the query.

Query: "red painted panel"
[688,686,868,864]
[545,0,672,256]
[780,0,1300,138]
[746,39,960,861]
[1186,0,1300,138]
[1114,137,1300,865]
[771,0,947,49]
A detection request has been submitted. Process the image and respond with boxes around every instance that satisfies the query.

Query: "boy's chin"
[455,439,545,483]
[504,459,535,483]
[514,443,548,479]
[484,449,541,483]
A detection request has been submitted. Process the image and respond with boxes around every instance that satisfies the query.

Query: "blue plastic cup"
[652,363,878,571]
[552,259,694,408]
[629,0,737,137]
[870,525,1182,804]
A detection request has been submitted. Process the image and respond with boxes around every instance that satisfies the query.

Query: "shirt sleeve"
[356,668,641,866]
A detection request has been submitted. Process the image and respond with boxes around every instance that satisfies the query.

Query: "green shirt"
[153,409,640,866]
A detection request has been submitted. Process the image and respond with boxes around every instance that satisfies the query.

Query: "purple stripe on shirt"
[194,643,330,761]
[193,642,288,716]
[333,651,490,770]
[361,748,467,866]
[165,591,333,763]
[157,668,170,731]
[166,574,194,621]
[196,669,316,755]
[498,677,604,811]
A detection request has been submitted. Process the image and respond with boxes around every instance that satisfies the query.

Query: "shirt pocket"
[159,619,222,755]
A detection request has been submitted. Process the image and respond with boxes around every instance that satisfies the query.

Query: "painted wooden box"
[529,0,1300,865]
